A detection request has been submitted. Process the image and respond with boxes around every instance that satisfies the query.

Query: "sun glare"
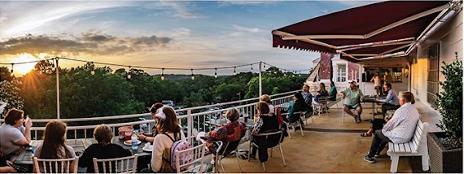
[13,54,37,75]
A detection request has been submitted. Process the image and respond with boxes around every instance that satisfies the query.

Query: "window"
[337,64,346,82]
[427,43,439,108]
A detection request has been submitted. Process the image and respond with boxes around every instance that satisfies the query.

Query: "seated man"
[376,83,400,118]
[364,92,419,163]
[341,81,363,123]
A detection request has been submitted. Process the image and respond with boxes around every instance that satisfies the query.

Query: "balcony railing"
[1,90,298,141]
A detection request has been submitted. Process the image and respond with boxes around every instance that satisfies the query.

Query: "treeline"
[0,60,307,119]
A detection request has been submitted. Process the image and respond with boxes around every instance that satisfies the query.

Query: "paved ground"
[216,101,416,173]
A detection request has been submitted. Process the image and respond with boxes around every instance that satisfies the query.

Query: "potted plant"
[427,58,462,173]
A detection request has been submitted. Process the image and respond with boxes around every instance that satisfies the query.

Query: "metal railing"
[3,90,297,141]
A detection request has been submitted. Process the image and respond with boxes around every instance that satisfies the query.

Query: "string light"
[161,68,165,80]
[90,62,95,75]
[127,66,132,79]
[0,57,310,79]
[191,69,195,80]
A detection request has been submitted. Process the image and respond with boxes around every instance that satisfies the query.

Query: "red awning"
[272,1,453,62]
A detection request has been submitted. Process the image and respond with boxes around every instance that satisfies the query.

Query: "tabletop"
[13,137,150,166]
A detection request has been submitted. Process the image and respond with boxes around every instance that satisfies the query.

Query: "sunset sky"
[0,1,374,75]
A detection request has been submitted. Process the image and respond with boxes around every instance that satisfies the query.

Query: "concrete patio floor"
[217,102,415,173]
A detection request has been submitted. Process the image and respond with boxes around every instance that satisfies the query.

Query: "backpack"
[163,133,193,171]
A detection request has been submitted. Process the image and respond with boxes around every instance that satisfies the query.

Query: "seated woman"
[250,102,280,162]
[286,92,308,124]
[328,81,337,101]
[313,82,329,104]
[149,106,185,173]
[34,121,76,172]
[201,108,246,154]
[137,103,164,143]
[79,124,132,173]
[259,94,275,115]
[0,109,32,160]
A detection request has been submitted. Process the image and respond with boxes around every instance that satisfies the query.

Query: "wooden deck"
[217,102,414,173]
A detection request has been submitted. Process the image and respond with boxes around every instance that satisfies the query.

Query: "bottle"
[131,131,138,151]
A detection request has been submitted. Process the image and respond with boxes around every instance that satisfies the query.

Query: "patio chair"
[312,96,328,116]
[248,130,286,171]
[93,155,138,173]
[213,140,242,173]
[175,142,206,173]
[33,157,78,173]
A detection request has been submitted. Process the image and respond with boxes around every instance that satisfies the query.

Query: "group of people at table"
[0,77,421,172]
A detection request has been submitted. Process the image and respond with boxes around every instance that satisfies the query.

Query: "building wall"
[412,10,462,106]
[318,53,332,80]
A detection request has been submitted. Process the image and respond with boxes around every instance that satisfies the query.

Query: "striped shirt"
[382,103,419,143]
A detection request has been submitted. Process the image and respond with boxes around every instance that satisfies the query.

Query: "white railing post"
[187,109,192,140]
[55,57,60,119]
[259,61,262,97]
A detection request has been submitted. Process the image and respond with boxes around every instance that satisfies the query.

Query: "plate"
[142,145,153,152]
[123,140,141,146]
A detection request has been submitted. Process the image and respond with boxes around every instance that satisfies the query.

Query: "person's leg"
[343,105,356,117]
[367,130,391,157]
[381,103,398,118]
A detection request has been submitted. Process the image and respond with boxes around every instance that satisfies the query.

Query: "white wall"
[412,10,462,107]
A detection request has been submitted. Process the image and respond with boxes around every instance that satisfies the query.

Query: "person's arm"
[151,135,168,172]
[18,118,32,145]
[378,90,392,103]
[0,167,16,173]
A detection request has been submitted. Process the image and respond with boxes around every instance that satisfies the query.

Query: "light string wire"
[0,57,310,74]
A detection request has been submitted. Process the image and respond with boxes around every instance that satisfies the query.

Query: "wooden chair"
[92,155,138,173]
[33,157,78,173]
[175,141,206,173]
[387,121,429,173]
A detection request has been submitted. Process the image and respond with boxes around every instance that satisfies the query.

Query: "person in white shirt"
[150,106,185,172]
[0,109,32,159]
[364,92,419,163]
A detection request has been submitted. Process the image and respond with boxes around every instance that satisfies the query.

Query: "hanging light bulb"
[90,62,95,75]
[233,66,236,75]
[161,68,165,80]
[10,63,14,73]
[127,66,132,79]
[214,68,218,78]
[191,69,195,80]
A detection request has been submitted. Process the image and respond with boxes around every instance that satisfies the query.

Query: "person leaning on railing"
[78,124,131,173]
[34,120,76,172]
[0,109,32,161]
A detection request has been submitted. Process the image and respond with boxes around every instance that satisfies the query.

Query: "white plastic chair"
[312,96,328,116]
[33,157,78,173]
[93,155,138,173]
[175,141,206,173]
